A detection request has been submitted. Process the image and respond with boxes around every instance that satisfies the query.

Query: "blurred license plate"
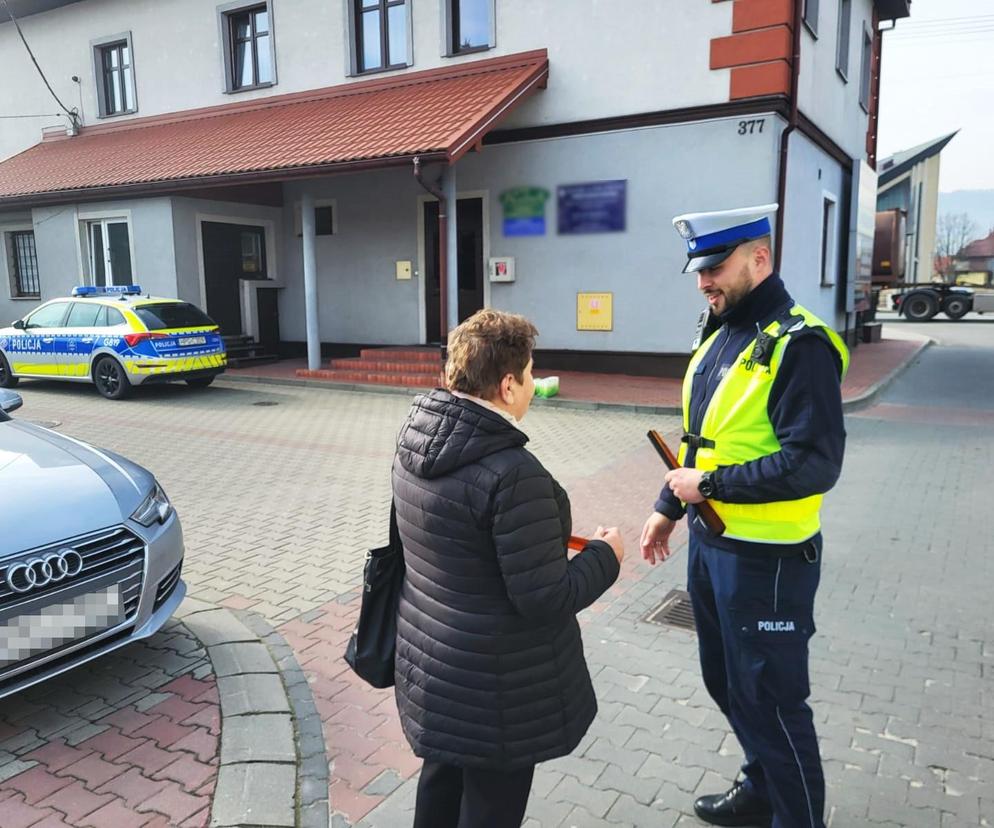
[178,336,207,346]
[0,586,123,668]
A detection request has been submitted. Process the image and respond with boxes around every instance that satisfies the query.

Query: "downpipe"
[413,156,449,372]
[774,0,804,268]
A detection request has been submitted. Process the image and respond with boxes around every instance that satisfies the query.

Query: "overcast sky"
[877,0,994,193]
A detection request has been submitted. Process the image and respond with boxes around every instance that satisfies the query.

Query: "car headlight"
[131,482,173,526]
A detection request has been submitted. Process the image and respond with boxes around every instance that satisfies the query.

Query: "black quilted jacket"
[391,389,620,770]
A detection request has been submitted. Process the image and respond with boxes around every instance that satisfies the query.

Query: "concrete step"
[295,368,439,387]
[228,354,280,368]
[328,358,440,373]
[358,347,441,364]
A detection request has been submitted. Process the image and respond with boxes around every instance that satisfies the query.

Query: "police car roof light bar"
[71,285,142,297]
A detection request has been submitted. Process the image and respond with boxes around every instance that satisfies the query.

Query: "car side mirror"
[0,389,23,413]
[12,319,25,330]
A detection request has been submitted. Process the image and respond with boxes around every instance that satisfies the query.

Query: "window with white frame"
[85,219,133,286]
[5,230,41,298]
[802,0,819,35]
[351,0,410,74]
[446,0,494,55]
[219,2,276,91]
[820,196,838,286]
[836,0,851,80]
[859,25,873,111]
[93,34,137,117]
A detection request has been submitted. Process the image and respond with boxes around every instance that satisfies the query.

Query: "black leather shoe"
[693,781,773,827]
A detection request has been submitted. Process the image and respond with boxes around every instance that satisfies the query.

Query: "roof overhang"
[0,0,85,21]
[0,50,549,208]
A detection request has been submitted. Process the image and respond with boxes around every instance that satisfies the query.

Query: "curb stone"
[176,598,304,828]
[236,609,332,828]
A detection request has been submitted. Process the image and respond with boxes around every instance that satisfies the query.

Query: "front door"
[201,222,267,335]
[423,198,485,344]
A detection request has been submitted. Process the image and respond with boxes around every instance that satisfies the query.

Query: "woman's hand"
[594,526,624,565]
[640,512,677,565]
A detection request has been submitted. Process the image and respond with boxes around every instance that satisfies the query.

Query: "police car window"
[134,303,214,330]
[65,302,103,328]
[25,302,70,328]
[104,307,126,327]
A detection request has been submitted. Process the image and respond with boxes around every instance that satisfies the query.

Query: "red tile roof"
[961,231,994,259]
[0,50,548,205]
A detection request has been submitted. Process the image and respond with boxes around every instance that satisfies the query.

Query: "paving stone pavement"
[0,619,220,827]
[5,319,991,827]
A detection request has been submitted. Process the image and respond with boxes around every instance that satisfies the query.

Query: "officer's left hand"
[664,468,705,504]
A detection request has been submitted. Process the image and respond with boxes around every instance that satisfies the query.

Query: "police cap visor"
[682,247,737,274]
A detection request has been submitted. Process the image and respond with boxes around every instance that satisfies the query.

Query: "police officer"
[640,204,848,828]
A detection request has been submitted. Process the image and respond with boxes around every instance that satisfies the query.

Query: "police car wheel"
[0,353,18,388]
[186,377,215,389]
[93,357,132,400]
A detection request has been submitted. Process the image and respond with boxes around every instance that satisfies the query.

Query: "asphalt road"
[875,311,994,411]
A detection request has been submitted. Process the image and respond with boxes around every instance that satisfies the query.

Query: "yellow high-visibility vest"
[679,303,850,544]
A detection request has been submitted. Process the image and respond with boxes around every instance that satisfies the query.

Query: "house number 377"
[738,119,766,135]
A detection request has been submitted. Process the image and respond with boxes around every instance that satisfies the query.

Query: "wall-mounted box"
[489,257,515,282]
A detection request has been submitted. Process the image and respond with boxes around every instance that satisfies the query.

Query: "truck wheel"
[0,353,18,388]
[903,293,938,321]
[93,357,132,400]
[942,295,970,320]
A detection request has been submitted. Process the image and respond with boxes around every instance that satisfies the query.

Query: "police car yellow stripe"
[123,354,227,375]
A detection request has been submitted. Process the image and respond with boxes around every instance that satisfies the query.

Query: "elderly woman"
[392,309,624,828]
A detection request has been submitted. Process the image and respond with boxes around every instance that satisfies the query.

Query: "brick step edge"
[328,358,440,373]
[359,348,441,363]
[295,369,438,387]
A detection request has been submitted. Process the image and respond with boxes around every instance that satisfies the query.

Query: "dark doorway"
[201,221,267,335]
[423,198,485,344]
[257,288,281,354]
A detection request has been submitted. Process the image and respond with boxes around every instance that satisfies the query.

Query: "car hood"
[0,420,152,555]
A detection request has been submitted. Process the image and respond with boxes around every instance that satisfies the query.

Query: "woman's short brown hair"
[445,309,538,399]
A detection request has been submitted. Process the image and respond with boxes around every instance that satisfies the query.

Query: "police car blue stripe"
[689,217,771,252]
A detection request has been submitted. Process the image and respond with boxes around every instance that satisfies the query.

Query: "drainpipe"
[413,156,449,366]
[774,0,804,269]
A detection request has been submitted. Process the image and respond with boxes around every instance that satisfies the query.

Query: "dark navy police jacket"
[655,274,846,555]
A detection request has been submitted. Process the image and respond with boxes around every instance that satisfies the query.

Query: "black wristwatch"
[698,471,717,499]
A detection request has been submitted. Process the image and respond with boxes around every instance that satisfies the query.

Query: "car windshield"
[134,303,215,330]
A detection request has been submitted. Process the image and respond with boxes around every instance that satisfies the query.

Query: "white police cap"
[672,203,778,273]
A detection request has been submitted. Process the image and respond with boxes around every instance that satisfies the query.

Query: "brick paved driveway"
[4,318,992,827]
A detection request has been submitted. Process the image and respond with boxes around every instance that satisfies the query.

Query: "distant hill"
[938,190,994,239]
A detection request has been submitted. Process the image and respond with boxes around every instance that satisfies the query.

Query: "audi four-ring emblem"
[5,549,85,594]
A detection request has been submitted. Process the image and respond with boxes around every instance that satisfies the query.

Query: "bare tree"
[934,212,977,283]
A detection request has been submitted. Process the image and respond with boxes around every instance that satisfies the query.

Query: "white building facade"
[0,0,911,374]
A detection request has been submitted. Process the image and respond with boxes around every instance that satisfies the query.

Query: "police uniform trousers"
[688,532,826,828]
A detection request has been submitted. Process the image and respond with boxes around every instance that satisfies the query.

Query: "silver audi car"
[0,388,185,699]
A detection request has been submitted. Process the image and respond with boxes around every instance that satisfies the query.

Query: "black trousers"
[412,760,535,828]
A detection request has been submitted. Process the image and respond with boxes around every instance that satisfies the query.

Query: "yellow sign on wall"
[577,292,613,331]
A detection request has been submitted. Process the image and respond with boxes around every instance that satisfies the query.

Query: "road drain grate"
[252,401,279,407]
[643,589,696,632]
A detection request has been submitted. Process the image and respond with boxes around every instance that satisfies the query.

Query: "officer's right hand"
[594,526,624,565]
[640,512,677,565]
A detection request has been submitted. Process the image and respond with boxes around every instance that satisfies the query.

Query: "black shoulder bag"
[344,502,405,689]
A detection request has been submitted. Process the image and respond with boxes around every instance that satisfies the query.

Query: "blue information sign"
[557,180,627,234]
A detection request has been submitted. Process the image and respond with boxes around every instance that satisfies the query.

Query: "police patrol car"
[0,286,226,400]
